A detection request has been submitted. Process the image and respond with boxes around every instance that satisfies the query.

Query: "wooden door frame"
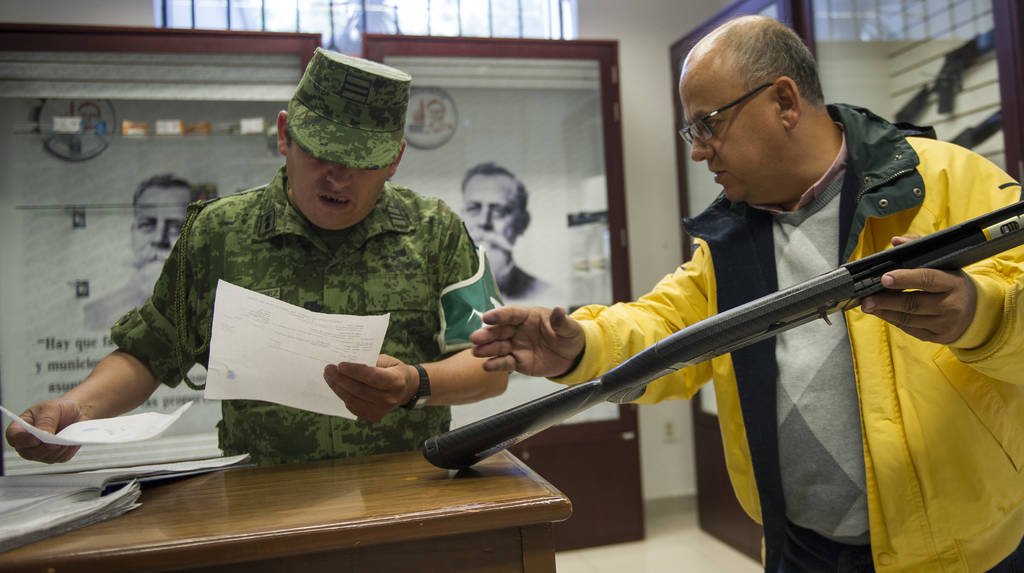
[992,0,1024,181]
[0,23,320,69]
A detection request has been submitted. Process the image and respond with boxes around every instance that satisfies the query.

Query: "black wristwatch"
[402,364,431,410]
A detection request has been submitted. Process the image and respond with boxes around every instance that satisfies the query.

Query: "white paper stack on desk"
[0,402,250,553]
[0,454,251,553]
[0,474,142,553]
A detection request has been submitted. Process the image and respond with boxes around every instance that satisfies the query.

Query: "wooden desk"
[0,450,571,572]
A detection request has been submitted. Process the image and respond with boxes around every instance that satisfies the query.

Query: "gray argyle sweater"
[772,171,869,544]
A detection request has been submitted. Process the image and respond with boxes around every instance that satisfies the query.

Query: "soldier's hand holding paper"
[1,401,192,446]
[205,280,389,418]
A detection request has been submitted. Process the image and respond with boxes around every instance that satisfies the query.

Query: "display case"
[0,24,320,476]
[365,34,643,550]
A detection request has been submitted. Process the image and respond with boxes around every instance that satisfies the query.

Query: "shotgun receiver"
[424,200,1024,469]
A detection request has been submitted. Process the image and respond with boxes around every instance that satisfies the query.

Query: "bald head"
[683,16,823,107]
[677,16,843,210]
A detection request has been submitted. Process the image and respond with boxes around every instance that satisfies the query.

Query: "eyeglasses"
[678,82,773,144]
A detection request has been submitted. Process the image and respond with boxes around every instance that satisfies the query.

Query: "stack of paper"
[0,475,142,553]
[0,402,250,553]
[0,454,250,553]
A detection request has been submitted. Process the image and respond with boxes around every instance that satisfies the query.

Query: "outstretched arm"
[469,305,585,377]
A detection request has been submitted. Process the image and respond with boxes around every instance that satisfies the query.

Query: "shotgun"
[424,199,1024,469]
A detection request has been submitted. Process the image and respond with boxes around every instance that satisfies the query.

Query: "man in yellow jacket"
[471,15,1024,573]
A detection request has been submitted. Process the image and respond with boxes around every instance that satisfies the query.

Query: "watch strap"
[403,364,431,410]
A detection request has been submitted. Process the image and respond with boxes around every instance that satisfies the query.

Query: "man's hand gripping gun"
[423,201,1024,470]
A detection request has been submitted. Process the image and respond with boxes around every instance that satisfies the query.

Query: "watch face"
[405,87,457,150]
[37,99,116,162]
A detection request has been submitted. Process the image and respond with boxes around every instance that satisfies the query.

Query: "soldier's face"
[131,185,190,279]
[278,112,403,231]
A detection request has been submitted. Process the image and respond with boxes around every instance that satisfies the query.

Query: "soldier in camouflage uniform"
[7,49,508,466]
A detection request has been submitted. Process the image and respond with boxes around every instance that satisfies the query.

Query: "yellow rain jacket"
[559,104,1024,572]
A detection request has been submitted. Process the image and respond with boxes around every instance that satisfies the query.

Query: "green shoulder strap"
[174,199,216,390]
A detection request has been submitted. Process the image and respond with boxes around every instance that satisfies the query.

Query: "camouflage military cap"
[287,48,411,170]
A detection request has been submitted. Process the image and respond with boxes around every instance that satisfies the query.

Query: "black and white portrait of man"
[460,162,557,303]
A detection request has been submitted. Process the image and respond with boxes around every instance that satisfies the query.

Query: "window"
[154,0,579,55]
[813,0,990,41]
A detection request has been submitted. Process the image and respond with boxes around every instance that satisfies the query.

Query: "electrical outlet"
[663,421,677,443]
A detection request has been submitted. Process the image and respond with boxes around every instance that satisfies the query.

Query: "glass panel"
[953,1,978,37]
[166,0,194,28]
[928,0,953,38]
[491,0,521,37]
[395,0,429,36]
[853,0,880,41]
[0,46,307,474]
[264,0,299,32]
[429,0,461,36]
[559,0,578,39]
[365,2,401,35]
[330,0,402,56]
[460,0,491,37]
[879,1,905,40]
[814,0,1006,170]
[831,0,857,41]
[153,0,164,27]
[384,55,618,426]
[814,0,832,40]
[230,0,264,30]
[160,0,578,40]
[298,0,331,47]
[3,95,287,474]
[195,0,228,29]
[521,0,552,39]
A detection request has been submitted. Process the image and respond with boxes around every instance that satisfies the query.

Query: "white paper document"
[0,478,141,553]
[205,279,389,418]
[0,402,192,446]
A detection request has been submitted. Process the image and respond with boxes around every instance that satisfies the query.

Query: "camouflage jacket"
[111,166,479,465]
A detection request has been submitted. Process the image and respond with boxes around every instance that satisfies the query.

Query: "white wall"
[0,0,732,500]
[816,42,892,115]
[577,0,733,500]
